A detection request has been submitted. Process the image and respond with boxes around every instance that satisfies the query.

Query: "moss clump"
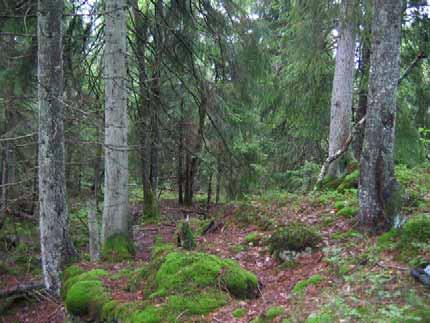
[265,306,285,319]
[62,269,108,298]
[62,264,84,282]
[152,252,258,299]
[130,306,165,323]
[168,292,228,315]
[176,221,196,250]
[268,223,321,260]
[400,215,430,248]
[222,259,259,299]
[336,206,359,218]
[292,275,323,294]
[245,231,262,245]
[101,233,135,262]
[65,280,109,317]
[233,307,247,318]
[377,229,400,251]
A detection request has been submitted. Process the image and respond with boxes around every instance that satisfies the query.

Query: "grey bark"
[327,0,356,178]
[88,197,100,261]
[37,0,74,295]
[102,0,129,242]
[358,0,402,230]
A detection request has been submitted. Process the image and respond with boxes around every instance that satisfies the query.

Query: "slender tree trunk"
[132,0,159,219]
[206,172,213,217]
[359,0,402,230]
[354,41,371,160]
[327,0,356,178]
[102,0,129,242]
[149,0,163,194]
[37,0,75,295]
[177,94,185,205]
[88,128,102,262]
[215,158,221,204]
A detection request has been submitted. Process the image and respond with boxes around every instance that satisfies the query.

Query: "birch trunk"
[359,0,402,230]
[327,0,356,178]
[102,0,129,242]
[37,0,74,295]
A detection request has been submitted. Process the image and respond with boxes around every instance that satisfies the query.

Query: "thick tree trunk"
[37,0,75,295]
[359,0,402,230]
[327,0,356,178]
[102,0,129,242]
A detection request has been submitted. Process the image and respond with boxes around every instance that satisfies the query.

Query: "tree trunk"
[88,129,102,262]
[354,40,371,160]
[132,0,159,219]
[327,0,356,178]
[102,0,129,242]
[359,0,402,231]
[215,158,221,204]
[206,172,213,217]
[177,92,185,205]
[37,0,75,295]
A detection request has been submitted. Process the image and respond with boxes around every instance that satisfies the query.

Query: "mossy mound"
[62,268,108,298]
[101,233,135,262]
[65,280,109,317]
[62,264,84,282]
[400,214,430,249]
[152,251,258,299]
[268,223,321,260]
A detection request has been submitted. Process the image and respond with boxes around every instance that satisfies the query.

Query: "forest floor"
[1,175,430,322]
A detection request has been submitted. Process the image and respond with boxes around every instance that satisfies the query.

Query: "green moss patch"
[265,306,285,319]
[101,233,135,262]
[152,251,258,299]
[233,307,247,318]
[292,275,323,294]
[62,268,108,298]
[268,223,321,260]
[65,280,109,317]
[401,214,430,246]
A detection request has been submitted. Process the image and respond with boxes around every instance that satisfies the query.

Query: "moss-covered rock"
[62,264,84,282]
[65,280,109,317]
[62,268,108,298]
[152,251,258,299]
[101,233,135,262]
[167,291,228,315]
[268,223,321,260]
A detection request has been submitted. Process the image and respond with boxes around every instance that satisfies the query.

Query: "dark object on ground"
[410,266,430,287]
